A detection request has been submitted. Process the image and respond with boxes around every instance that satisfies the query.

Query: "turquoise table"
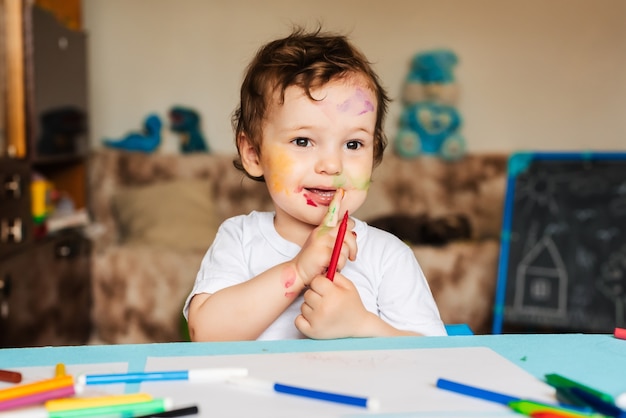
[1,333,625,399]
[0,328,626,418]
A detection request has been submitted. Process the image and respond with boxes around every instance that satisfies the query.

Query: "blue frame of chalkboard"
[492,151,626,334]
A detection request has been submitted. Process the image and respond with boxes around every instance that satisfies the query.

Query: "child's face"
[246,75,377,229]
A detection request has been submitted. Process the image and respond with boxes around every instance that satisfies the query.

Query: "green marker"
[49,398,171,418]
[545,373,615,404]
[508,399,604,418]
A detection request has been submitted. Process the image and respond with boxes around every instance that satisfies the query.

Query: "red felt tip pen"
[614,327,626,340]
[0,369,22,384]
[326,211,349,281]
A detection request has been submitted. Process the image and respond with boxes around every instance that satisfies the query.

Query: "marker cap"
[614,327,626,340]
[188,368,248,382]
[615,392,626,410]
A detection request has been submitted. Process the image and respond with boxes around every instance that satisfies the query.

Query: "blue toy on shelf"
[394,49,466,161]
[169,106,209,153]
[102,114,162,153]
[396,102,464,159]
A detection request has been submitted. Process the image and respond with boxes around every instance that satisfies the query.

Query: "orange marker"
[54,363,66,377]
[326,211,349,281]
[0,375,73,402]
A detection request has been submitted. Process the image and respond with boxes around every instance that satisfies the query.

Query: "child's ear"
[238,133,264,178]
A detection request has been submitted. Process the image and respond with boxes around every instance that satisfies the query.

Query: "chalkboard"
[492,152,626,334]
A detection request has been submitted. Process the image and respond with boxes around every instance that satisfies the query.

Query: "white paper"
[140,347,556,418]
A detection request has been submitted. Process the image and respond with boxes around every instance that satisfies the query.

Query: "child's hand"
[292,190,356,286]
[294,273,370,339]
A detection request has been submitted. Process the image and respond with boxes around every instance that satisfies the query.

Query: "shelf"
[32,151,89,166]
[0,0,90,349]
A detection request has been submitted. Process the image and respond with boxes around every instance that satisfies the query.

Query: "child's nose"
[315,151,342,175]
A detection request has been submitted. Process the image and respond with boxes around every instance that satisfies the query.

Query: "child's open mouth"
[304,188,338,206]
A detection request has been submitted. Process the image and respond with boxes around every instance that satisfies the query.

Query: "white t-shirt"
[183,211,447,340]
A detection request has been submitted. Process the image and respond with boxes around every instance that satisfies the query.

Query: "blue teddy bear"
[394,49,466,161]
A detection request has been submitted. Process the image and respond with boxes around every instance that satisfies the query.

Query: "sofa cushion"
[90,245,203,344]
[112,179,219,252]
[414,239,500,334]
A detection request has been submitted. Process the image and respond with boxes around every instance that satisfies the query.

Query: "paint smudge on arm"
[282,265,298,298]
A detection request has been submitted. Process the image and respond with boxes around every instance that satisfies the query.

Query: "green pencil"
[48,398,171,418]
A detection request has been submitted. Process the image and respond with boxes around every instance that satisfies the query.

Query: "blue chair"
[445,324,473,336]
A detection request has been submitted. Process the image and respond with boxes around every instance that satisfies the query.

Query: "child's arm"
[295,273,422,339]
[187,261,308,341]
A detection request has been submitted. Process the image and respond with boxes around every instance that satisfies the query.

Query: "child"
[184,27,446,341]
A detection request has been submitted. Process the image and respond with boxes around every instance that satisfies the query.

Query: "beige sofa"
[88,149,507,343]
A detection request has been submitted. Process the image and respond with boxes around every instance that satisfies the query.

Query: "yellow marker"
[54,363,66,377]
[46,393,153,412]
[0,375,74,402]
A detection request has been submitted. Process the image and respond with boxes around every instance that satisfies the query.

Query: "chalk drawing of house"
[514,235,568,319]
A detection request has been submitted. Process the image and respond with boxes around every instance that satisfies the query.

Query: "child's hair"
[232,26,390,181]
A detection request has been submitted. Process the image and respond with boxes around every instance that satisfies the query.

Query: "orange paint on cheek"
[265,147,294,195]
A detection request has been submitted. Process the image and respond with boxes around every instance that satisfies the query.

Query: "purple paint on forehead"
[337,88,375,115]
[359,99,375,115]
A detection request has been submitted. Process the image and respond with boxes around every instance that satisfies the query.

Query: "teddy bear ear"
[410,49,459,84]
[441,50,458,67]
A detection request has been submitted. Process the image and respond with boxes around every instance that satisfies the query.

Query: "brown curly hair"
[232,26,390,181]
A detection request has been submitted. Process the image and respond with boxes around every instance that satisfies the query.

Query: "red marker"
[530,412,578,418]
[0,369,22,384]
[326,211,349,281]
[614,327,626,340]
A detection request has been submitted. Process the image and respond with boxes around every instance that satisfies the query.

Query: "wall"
[82,0,626,155]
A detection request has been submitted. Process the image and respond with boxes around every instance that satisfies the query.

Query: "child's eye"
[346,140,362,150]
[292,137,311,147]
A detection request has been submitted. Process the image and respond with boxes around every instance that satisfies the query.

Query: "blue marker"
[568,387,626,418]
[78,368,248,385]
[436,378,593,414]
[436,378,519,405]
[227,377,380,410]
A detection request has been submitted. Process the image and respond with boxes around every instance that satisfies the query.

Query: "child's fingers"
[322,188,344,227]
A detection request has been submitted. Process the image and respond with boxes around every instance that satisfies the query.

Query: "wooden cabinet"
[0,230,91,348]
[0,0,91,347]
[0,158,32,257]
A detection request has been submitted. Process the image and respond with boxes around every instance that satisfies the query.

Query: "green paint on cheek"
[332,175,347,188]
[332,175,370,190]
[351,176,371,191]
